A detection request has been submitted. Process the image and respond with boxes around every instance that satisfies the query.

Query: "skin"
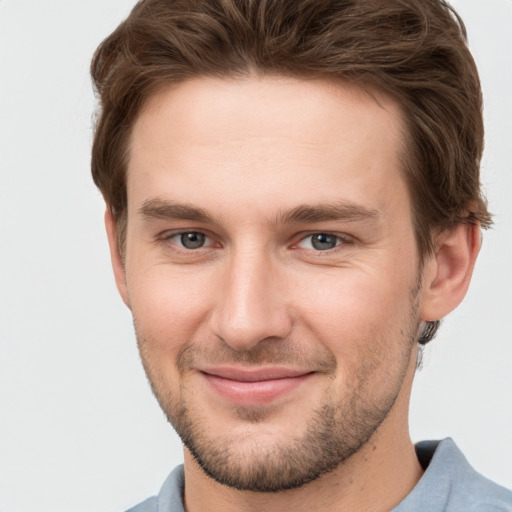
[106,76,480,512]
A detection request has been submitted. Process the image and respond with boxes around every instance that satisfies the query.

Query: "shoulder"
[460,475,512,511]
[394,439,512,512]
[124,465,185,512]
[433,439,512,511]
[125,496,158,512]
[449,461,512,512]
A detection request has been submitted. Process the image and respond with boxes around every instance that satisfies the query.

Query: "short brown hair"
[91,0,491,266]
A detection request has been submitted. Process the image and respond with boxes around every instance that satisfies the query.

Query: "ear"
[104,208,131,308]
[420,222,481,322]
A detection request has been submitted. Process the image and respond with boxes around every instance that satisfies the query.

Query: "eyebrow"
[139,199,213,223]
[138,198,380,225]
[277,203,380,224]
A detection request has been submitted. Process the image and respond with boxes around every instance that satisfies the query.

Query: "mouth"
[198,366,315,406]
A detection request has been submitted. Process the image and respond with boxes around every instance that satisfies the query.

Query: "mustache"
[175,337,337,373]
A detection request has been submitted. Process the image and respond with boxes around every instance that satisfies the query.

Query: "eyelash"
[158,231,217,251]
[157,230,353,253]
[294,232,352,252]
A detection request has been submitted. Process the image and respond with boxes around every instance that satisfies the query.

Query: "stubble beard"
[135,287,421,492]
[171,379,405,492]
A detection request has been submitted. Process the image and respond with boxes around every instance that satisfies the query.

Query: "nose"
[210,247,293,351]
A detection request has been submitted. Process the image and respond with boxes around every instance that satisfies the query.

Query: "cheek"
[127,266,213,354]
[295,267,415,327]
[290,265,418,371]
[128,268,215,399]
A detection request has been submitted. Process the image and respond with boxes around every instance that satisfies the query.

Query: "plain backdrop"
[0,1,511,511]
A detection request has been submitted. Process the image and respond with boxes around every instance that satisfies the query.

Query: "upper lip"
[199,366,313,382]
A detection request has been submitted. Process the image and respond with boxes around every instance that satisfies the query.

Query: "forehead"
[132,75,403,151]
[127,75,408,220]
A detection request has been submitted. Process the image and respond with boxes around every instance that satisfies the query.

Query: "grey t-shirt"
[127,438,512,512]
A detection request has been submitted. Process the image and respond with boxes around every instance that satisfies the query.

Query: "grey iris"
[311,234,337,250]
[181,232,206,249]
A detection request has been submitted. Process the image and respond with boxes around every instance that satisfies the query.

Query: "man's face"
[119,76,423,491]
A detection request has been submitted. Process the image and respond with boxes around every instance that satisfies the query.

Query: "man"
[90,0,512,510]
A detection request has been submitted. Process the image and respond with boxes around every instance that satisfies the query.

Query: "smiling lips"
[200,367,314,406]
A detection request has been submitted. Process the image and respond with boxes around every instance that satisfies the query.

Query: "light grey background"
[0,1,511,511]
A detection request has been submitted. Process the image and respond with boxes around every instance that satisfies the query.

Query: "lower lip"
[201,373,313,406]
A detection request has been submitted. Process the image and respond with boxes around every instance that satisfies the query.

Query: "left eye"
[171,232,208,249]
[297,233,342,251]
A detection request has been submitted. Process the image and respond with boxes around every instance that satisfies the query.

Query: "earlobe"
[104,208,131,308]
[420,222,481,322]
